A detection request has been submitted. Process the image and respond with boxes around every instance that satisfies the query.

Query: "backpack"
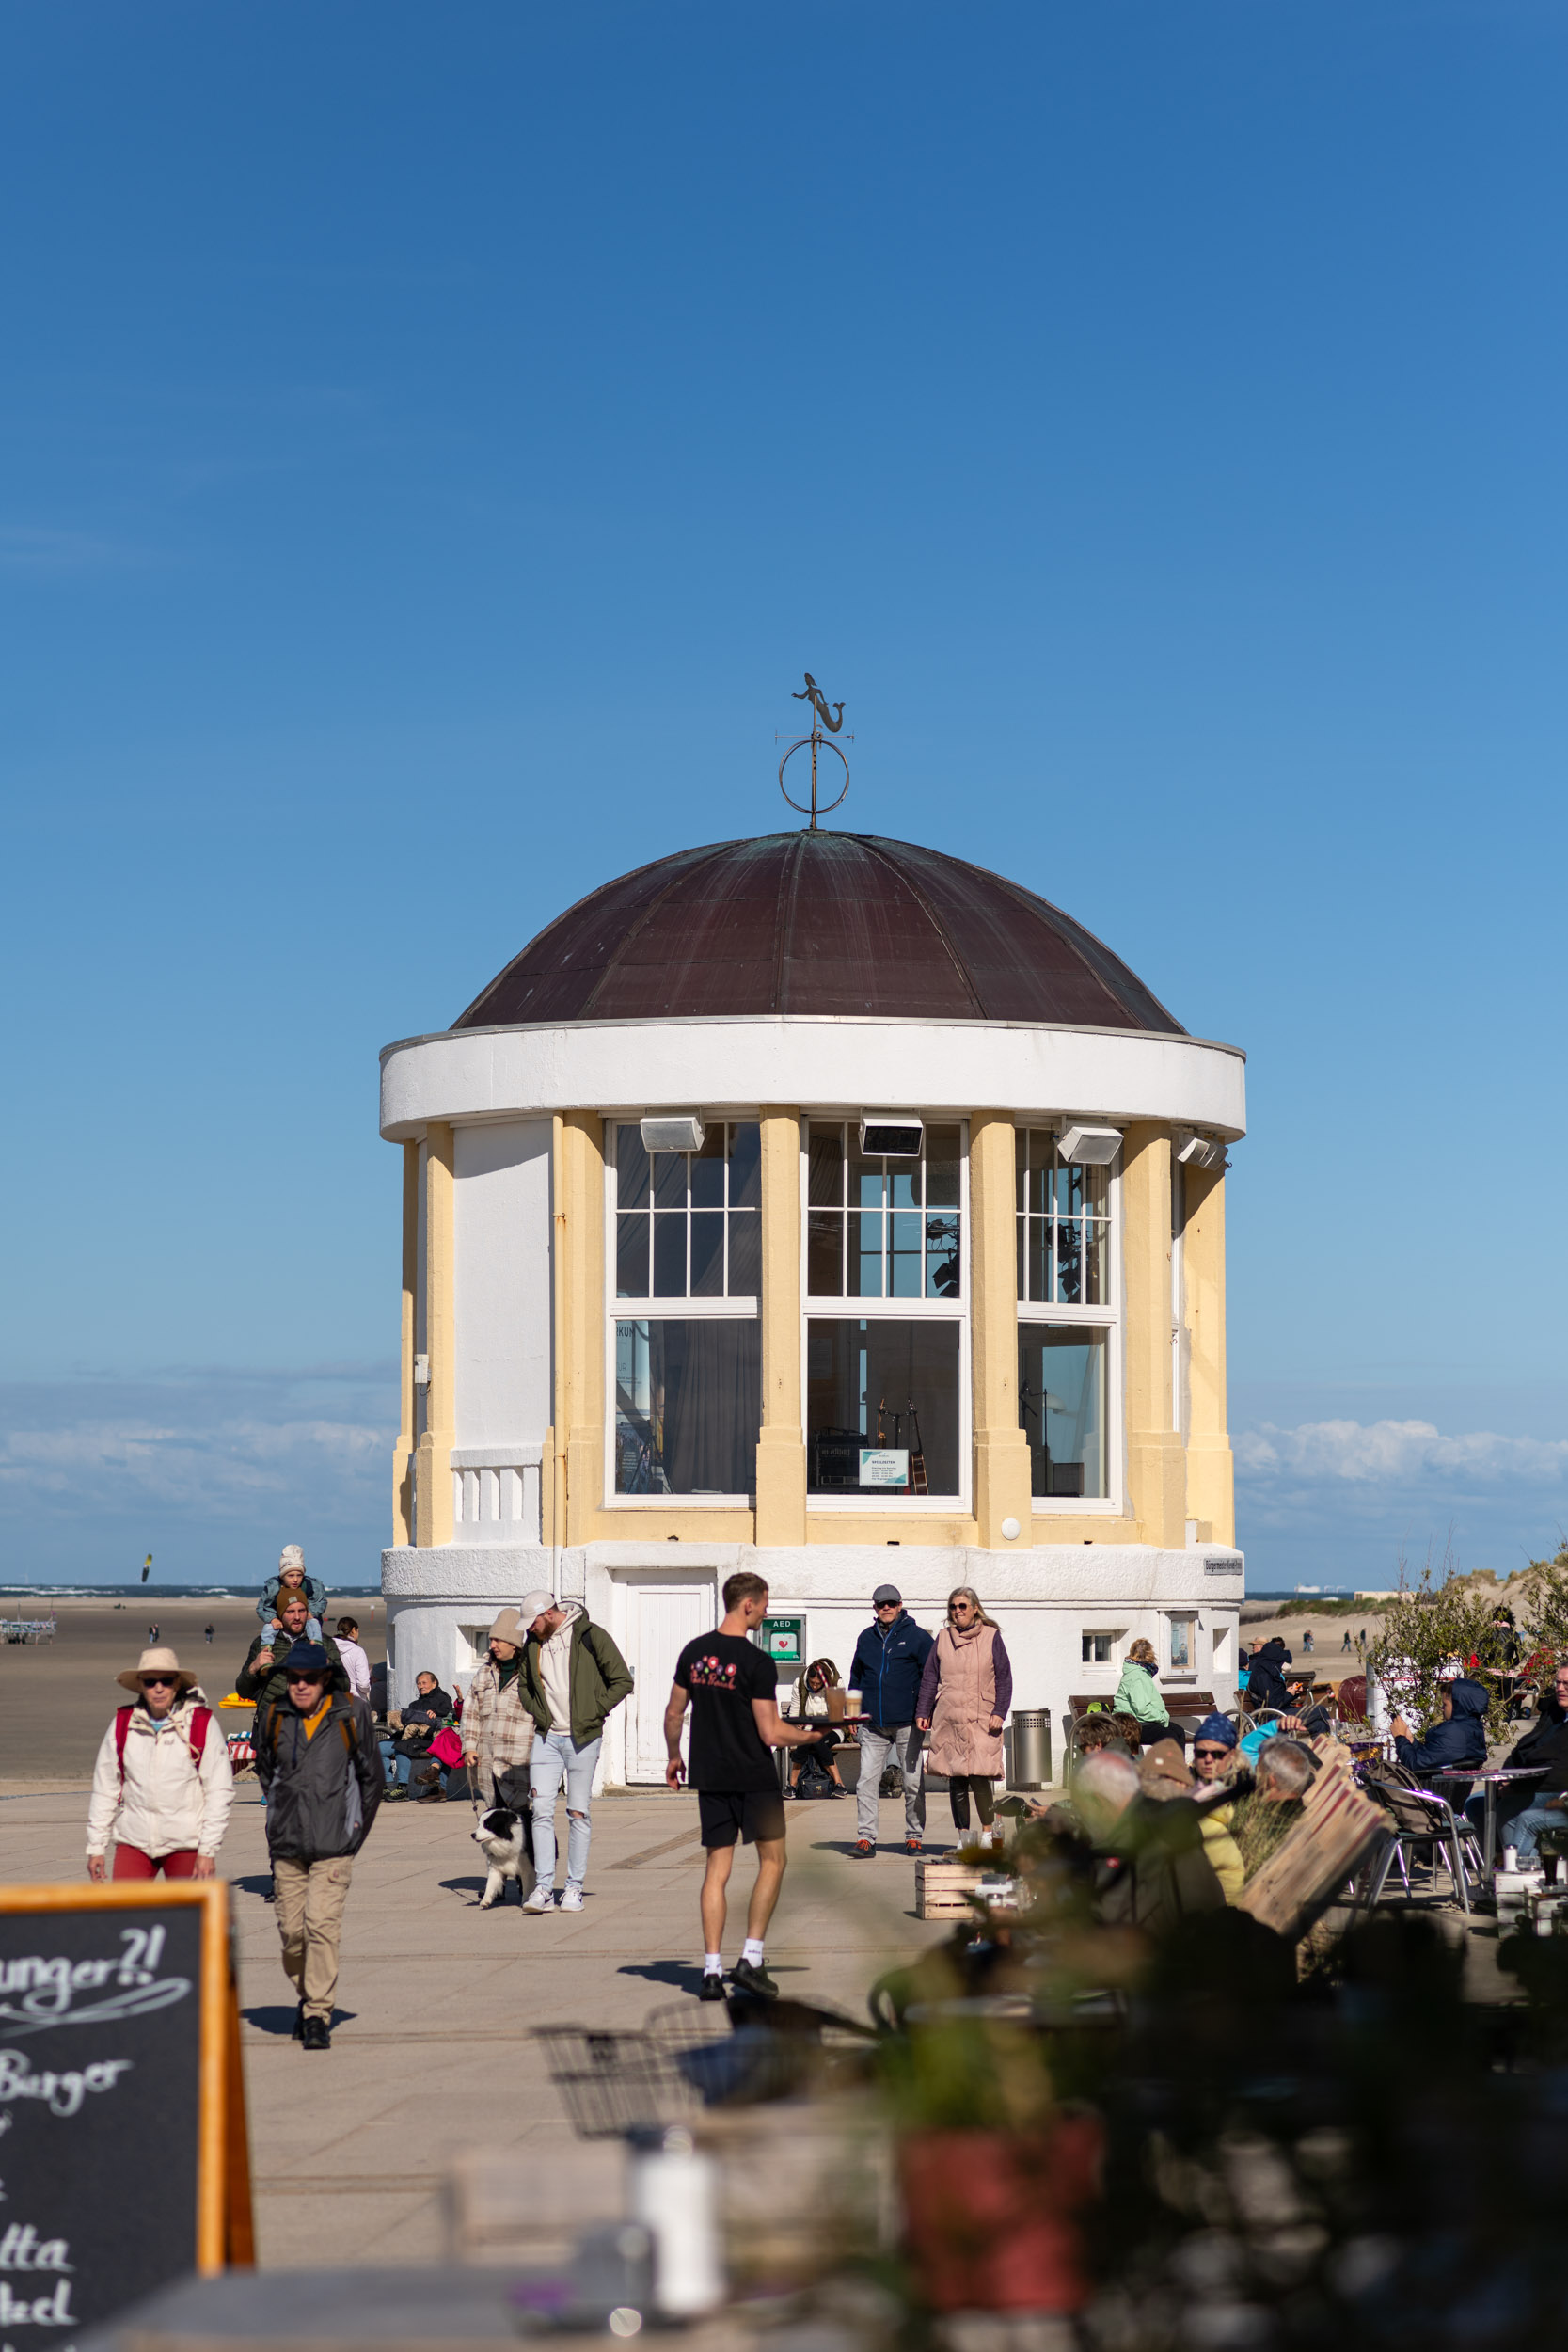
[115,1704,211,1785]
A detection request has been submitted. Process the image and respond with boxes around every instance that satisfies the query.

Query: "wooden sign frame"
[0,1880,254,2274]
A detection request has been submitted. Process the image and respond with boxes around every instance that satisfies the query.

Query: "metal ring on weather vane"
[778,734,849,821]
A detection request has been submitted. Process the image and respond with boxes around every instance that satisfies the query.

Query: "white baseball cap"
[518,1590,556,1631]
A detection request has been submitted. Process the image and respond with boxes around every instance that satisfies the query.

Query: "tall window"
[804,1120,967,1500]
[610,1122,760,1500]
[1016,1131,1117,1504]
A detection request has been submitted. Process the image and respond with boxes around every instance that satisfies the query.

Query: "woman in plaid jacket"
[464,1607,537,1827]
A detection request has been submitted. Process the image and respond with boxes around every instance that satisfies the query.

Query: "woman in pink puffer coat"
[916,1587,1013,1844]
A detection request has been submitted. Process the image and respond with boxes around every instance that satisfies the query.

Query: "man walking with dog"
[516,1590,633,1914]
[254,1640,383,2050]
[664,1570,823,2001]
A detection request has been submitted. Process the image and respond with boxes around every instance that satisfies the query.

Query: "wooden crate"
[915,1860,1019,1920]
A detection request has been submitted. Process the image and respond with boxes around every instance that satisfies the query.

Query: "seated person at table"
[379,1671,454,1798]
[1243,1637,1292,1717]
[1231,1737,1314,1883]
[790,1658,847,1794]
[1481,1661,1568,1865]
[1072,1750,1226,1934]
[1390,1675,1489,1801]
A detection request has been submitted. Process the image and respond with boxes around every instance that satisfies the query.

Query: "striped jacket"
[463,1657,536,1782]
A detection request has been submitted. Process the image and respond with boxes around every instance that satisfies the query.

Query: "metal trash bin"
[1005,1708,1052,1790]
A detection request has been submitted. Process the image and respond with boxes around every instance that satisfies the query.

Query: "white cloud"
[1235,1418,1568,1488]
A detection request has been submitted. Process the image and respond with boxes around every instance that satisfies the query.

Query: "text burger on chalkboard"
[0,1882,253,2338]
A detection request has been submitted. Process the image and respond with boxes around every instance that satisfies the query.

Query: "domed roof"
[455,831,1183,1035]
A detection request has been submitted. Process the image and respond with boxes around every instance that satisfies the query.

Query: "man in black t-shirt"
[665,1570,823,2001]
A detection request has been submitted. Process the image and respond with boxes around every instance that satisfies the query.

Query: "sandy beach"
[0,1596,388,1787]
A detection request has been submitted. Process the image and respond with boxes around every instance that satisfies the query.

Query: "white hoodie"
[86,1693,235,1861]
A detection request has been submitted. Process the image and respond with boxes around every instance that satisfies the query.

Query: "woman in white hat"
[86,1646,234,1881]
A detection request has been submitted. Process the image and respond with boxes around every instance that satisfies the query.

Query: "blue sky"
[3,2,1564,1590]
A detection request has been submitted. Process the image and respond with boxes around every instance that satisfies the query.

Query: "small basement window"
[1081,1630,1116,1665]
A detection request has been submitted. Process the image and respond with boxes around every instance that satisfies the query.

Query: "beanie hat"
[281,1641,330,1677]
[279,1544,306,1574]
[489,1607,524,1645]
[1194,1711,1237,1750]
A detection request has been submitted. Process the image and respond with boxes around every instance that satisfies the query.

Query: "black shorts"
[698,1789,787,1849]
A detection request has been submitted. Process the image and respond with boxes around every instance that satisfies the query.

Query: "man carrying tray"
[663,1571,824,2002]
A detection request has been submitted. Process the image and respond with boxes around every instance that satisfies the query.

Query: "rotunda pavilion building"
[378,829,1246,1782]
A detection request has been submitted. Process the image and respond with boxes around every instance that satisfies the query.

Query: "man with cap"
[87,1646,233,1881]
[464,1607,537,1836]
[235,1590,349,1714]
[254,1641,383,2050]
[847,1585,935,1858]
[516,1590,633,1913]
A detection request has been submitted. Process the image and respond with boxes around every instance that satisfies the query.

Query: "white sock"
[704,1952,722,1975]
[742,1938,764,1967]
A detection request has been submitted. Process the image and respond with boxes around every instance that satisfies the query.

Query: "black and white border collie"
[470,1806,534,1908]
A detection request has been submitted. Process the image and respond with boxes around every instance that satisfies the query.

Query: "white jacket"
[86,1694,235,1860]
[335,1637,371,1700]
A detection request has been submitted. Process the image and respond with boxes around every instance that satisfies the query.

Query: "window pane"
[653,1152,687,1210]
[807,1209,844,1295]
[807,1319,961,1496]
[1059,1159,1085,1217]
[926,1213,961,1298]
[1082,1162,1108,1217]
[1170,1619,1193,1669]
[889,1210,924,1295]
[808,1126,844,1207]
[1018,1327,1108,1500]
[689,1211,724,1296]
[926,1125,960,1209]
[690,1131,726,1209]
[653,1211,687,1296]
[616,1214,650,1298]
[617,1125,650,1209]
[1019,1216,1050,1305]
[729,1121,761,1208]
[1056,1218,1085,1305]
[851,1150,883,1210]
[613,1318,760,1496]
[889,1163,919,1211]
[727,1209,761,1297]
[848,1209,884,1297]
[1083,1219,1107,1307]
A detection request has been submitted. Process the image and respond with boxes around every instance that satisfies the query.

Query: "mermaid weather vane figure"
[778,673,850,827]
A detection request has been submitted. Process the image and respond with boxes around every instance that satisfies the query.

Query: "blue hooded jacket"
[1394,1676,1490,1797]
[848,1612,935,1727]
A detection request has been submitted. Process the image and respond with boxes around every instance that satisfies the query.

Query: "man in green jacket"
[516,1591,633,1914]
[236,1590,349,1713]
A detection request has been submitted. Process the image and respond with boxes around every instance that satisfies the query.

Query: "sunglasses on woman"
[139,1675,178,1689]
[1193,1743,1229,1760]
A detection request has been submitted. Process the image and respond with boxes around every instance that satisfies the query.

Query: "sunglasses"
[1193,1745,1230,1759]
[140,1675,178,1689]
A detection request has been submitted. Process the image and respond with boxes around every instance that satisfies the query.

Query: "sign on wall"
[753,1615,805,1671]
[0,1882,253,2333]
[858,1449,910,1488]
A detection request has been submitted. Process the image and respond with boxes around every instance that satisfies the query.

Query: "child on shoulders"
[257,1544,327,1641]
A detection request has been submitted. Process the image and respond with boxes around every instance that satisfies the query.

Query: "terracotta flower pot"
[897,2116,1102,2312]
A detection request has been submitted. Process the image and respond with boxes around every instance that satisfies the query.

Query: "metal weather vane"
[778,672,850,827]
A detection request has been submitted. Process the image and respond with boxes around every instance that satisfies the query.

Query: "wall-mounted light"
[1175,1131,1227,1170]
[414,1355,430,1388]
[1058,1123,1122,1166]
[859,1112,923,1156]
[641,1114,705,1153]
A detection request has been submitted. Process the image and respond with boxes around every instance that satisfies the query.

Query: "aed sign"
[755,1615,804,1670]
[859,1448,910,1488]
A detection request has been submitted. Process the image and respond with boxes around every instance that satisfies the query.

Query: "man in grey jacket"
[255,1641,383,2050]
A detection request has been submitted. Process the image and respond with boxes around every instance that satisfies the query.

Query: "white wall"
[453,1119,552,1452]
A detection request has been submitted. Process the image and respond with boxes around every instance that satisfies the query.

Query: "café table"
[1428,1764,1548,1867]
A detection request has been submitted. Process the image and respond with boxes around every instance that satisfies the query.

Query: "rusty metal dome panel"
[454,833,1183,1035]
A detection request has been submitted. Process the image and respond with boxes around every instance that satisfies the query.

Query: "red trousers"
[112,1846,199,1879]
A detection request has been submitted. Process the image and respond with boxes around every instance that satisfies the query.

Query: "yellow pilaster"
[1181,1159,1234,1546]
[969,1111,1033,1547]
[414,1120,455,1548]
[392,1139,418,1545]
[755,1108,805,1544]
[1121,1123,1186,1547]
[556,1110,605,1546]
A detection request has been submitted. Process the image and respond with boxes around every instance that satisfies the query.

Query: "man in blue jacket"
[847,1585,934,1858]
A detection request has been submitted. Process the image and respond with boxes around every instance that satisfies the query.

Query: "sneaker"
[559,1884,584,1912]
[730,1956,778,1999]
[905,1836,924,1856]
[699,1971,727,2003]
[523,1884,556,1913]
[301,2016,331,2051]
[851,1838,877,1859]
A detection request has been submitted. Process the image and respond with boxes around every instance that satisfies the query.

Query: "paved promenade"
[3,1776,948,2272]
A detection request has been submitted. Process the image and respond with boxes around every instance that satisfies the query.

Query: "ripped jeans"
[531,1730,602,1890]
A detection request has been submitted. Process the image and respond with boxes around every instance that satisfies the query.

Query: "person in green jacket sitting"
[1113,1638,1173,1750]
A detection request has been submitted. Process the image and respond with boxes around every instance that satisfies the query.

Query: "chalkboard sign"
[0,1883,252,2336]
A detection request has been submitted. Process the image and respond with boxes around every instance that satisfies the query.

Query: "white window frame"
[1016,1128,1123,1516]
[800,1117,972,1513]
[1166,1612,1199,1681]
[602,1117,761,1511]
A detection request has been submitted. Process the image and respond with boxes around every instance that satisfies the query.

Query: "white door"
[628,1581,716,1782]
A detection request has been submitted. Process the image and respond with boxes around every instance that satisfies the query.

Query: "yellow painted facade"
[404,1113,1231,1553]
